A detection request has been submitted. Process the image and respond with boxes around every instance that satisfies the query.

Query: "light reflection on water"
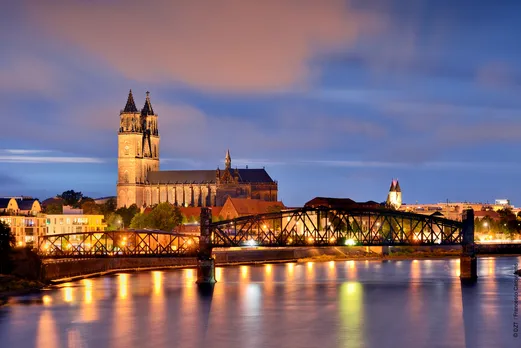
[0,257,520,348]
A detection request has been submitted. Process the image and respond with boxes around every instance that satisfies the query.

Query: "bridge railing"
[209,207,463,248]
[38,230,199,258]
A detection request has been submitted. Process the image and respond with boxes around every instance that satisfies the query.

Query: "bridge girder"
[210,207,463,248]
[38,230,199,258]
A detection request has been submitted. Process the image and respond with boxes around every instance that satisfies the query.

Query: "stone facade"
[117,91,278,208]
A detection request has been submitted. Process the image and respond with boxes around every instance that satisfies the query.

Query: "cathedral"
[117,90,278,209]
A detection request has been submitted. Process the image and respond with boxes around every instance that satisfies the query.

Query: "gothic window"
[124,142,130,155]
[123,171,129,184]
[154,145,157,158]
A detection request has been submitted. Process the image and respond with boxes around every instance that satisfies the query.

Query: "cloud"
[476,61,521,89]
[25,0,381,92]
[0,149,103,164]
[154,102,387,162]
[3,149,52,155]
[0,56,66,98]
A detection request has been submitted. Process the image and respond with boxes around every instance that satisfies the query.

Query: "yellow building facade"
[45,214,106,235]
[0,215,46,248]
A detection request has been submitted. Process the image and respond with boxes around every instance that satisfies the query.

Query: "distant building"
[94,196,116,205]
[386,179,402,209]
[399,199,516,221]
[0,198,44,247]
[116,90,278,208]
[304,197,382,210]
[495,199,511,206]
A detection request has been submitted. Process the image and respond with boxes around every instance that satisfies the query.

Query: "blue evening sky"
[1,0,521,206]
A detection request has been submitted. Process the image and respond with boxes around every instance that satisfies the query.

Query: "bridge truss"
[210,208,463,248]
[38,230,199,258]
[37,208,463,258]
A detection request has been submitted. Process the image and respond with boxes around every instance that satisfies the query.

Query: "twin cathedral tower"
[117,90,278,209]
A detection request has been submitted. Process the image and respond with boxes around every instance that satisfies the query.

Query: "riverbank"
[0,275,44,298]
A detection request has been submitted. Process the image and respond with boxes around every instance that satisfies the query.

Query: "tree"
[58,190,83,207]
[0,221,14,274]
[148,203,183,231]
[129,203,183,231]
[45,201,63,214]
[0,221,15,252]
[81,201,102,215]
[129,212,150,229]
[116,204,140,228]
[106,213,124,231]
[101,198,117,218]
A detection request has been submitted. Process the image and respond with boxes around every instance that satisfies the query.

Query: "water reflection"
[215,267,223,281]
[62,283,74,303]
[118,273,129,299]
[240,265,248,280]
[152,270,162,295]
[338,282,363,348]
[80,278,97,323]
[42,295,52,306]
[113,273,133,348]
[36,310,59,348]
[3,257,520,348]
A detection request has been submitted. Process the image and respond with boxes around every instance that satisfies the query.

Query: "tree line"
[44,190,193,232]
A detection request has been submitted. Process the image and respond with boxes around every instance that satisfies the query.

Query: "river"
[1,257,520,348]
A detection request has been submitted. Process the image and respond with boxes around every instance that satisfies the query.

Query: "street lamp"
[483,221,490,238]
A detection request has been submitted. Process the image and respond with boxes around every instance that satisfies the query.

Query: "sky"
[1,0,521,207]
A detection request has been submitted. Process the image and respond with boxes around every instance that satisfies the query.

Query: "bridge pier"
[460,209,477,282]
[196,258,216,284]
[197,207,216,285]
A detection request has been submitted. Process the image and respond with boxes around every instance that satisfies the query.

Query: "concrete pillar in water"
[460,209,477,281]
[197,207,216,284]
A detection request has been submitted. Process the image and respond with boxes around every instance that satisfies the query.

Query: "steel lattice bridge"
[38,207,463,258]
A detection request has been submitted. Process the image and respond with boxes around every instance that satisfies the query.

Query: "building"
[45,214,106,235]
[117,90,278,208]
[304,197,382,210]
[400,199,517,221]
[386,179,402,209]
[0,198,45,247]
[219,197,285,220]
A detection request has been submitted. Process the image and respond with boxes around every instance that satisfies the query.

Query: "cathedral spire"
[141,91,155,116]
[123,89,138,113]
[225,149,231,169]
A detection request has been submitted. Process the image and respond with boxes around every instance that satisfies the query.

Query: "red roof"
[305,197,382,210]
[178,206,222,220]
[474,210,500,220]
[226,198,285,216]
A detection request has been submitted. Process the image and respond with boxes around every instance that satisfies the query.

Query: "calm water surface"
[1,257,520,348]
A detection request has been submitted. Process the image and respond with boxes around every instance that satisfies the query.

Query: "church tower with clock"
[117,90,160,208]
